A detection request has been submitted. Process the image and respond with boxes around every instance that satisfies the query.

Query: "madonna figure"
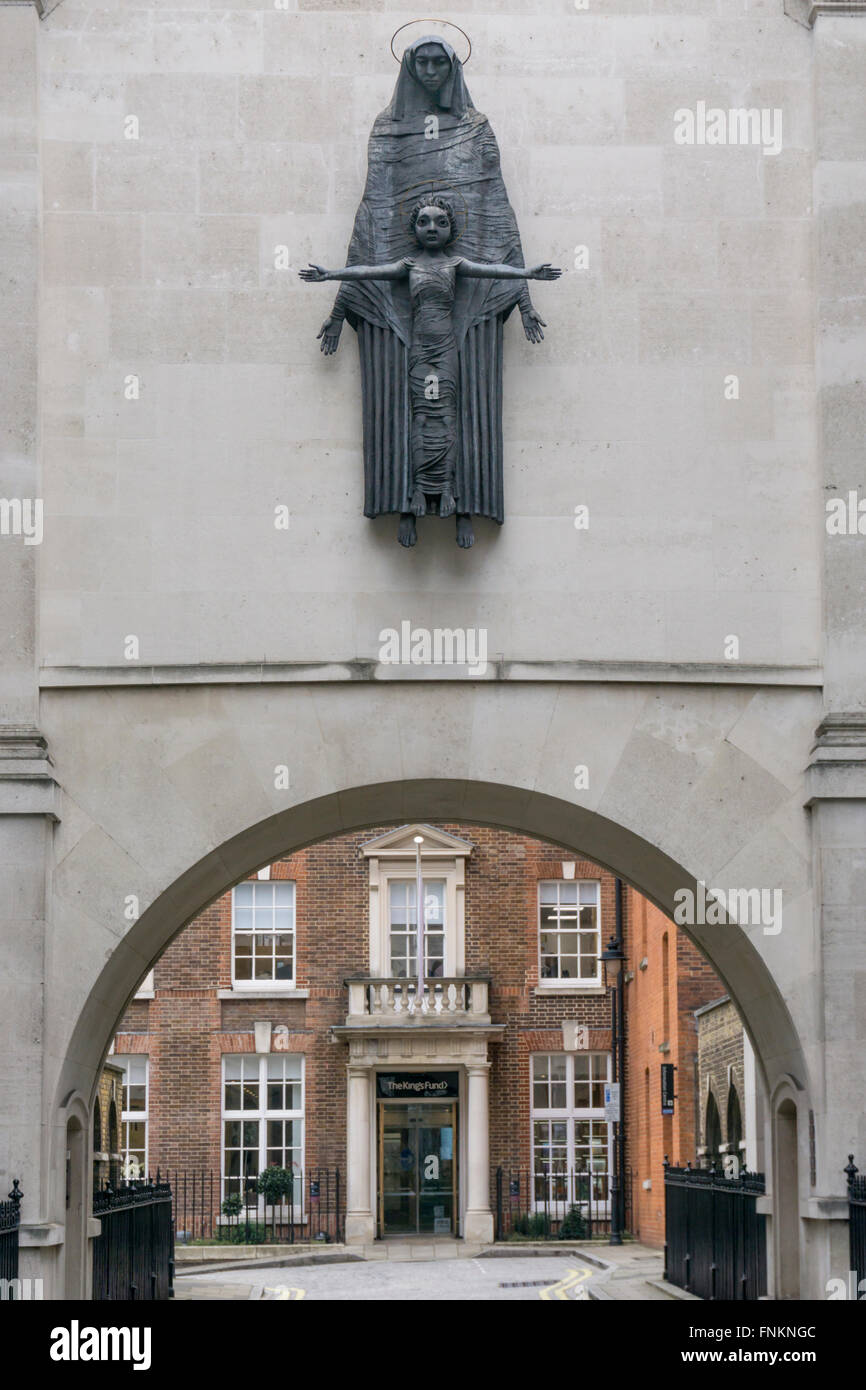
[308,34,557,547]
[301,198,560,546]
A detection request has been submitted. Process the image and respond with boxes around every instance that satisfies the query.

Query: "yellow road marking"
[539,1266,592,1301]
[264,1285,306,1300]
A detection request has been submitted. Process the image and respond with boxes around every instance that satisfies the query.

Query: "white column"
[344,1064,375,1244]
[464,1063,494,1243]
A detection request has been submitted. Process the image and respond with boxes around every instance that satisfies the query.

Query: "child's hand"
[300,264,330,282]
[530,264,562,281]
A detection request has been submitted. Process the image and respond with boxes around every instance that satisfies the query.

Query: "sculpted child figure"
[301,197,561,547]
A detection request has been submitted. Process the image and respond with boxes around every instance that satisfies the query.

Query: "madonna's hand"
[317,316,344,355]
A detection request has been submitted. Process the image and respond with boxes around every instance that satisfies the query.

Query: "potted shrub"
[255,1166,297,1206]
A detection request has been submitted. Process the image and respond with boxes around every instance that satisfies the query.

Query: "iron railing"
[0,1181,22,1292]
[663,1159,767,1300]
[494,1167,632,1241]
[92,1178,174,1301]
[846,1155,866,1290]
[170,1169,344,1247]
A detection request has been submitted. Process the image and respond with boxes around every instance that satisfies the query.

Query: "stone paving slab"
[578,1246,676,1301]
[175,1242,340,1264]
[173,1282,259,1301]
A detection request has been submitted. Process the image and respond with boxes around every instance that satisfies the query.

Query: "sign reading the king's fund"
[376,1071,459,1100]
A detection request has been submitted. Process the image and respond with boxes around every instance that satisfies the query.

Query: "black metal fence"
[846,1155,866,1289]
[92,1179,174,1300]
[494,1167,633,1241]
[663,1160,767,1300]
[0,1181,22,1291]
[170,1170,343,1246]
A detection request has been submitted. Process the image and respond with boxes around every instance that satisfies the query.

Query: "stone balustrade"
[345,976,490,1025]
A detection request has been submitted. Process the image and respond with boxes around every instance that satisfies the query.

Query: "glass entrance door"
[379,1103,456,1236]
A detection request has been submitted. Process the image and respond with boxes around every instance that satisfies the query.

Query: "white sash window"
[531,1052,611,1210]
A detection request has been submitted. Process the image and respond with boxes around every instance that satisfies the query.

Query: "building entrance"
[378,1101,457,1236]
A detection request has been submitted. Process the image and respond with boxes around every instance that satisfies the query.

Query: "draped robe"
[331,38,531,521]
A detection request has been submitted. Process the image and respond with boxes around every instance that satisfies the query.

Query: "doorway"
[378,1102,457,1236]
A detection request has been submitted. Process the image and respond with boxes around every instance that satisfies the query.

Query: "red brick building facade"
[110,822,727,1245]
[624,893,723,1246]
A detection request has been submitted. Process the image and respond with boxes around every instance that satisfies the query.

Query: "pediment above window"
[360,823,473,860]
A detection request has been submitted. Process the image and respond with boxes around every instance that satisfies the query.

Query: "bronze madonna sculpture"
[301,36,561,547]
[301,197,560,546]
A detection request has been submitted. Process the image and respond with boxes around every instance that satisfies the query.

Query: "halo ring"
[390,19,472,67]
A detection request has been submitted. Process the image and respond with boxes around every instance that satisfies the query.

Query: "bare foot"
[456,514,474,548]
[398,513,417,547]
[439,487,456,519]
[410,487,427,517]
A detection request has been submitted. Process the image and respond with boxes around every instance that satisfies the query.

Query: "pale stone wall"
[36,2,820,669]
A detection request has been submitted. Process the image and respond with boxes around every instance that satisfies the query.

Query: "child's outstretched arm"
[300,261,408,283]
[456,260,561,281]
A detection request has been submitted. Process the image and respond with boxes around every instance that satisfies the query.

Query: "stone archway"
[5,675,840,1298]
[48,773,811,1296]
[58,777,809,1110]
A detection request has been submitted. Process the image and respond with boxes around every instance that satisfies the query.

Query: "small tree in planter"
[256,1167,297,1233]
[557,1204,587,1241]
[256,1166,296,1203]
[221,1193,243,1220]
[216,1189,261,1245]
[218,1189,270,1244]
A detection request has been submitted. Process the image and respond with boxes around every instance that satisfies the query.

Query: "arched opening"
[50,779,810,1296]
[705,1092,722,1166]
[107,1101,119,1187]
[727,1085,743,1159]
[64,1111,87,1299]
[91,1099,102,1189]
[773,1094,801,1300]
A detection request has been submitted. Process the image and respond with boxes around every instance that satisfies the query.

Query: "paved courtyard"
[173,1243,673,1302]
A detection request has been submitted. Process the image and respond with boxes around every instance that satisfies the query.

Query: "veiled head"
[389,34,472,121]
[410,40,452,97]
